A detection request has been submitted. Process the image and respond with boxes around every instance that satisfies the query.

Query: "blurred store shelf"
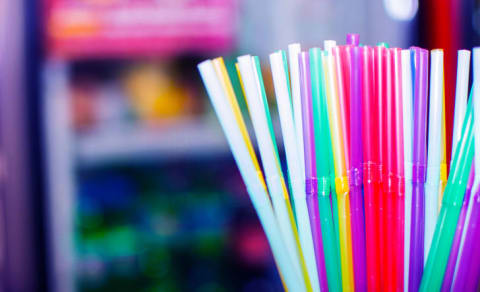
[75,120,229,166]
[75,115,283,167]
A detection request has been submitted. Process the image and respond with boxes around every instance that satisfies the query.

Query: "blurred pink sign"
[45,0,236,59]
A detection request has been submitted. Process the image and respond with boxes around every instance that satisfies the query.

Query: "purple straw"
[299,51,329,292]
[409,47,428,292]
[465,190,480,290]
[347,33,360,46]
[441,164,475,291]
[452,183,480,291]
[349,46,367,291]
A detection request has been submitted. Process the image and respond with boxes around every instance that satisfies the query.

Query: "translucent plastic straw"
[392,48,405,291]
[346,33,360,46]
[323,47,355,292]
[288,44,307,187]
[424,49,444,259]
[198,59,304,292]
[270,50,320,292]
[298,51,329,292]
[409,47,428,292]
[441,163,474,292]
[236,55,310,290]
[439,85,448,210]
[419,98,475,291]
[333,45,355,292]
[450,47,480,292]
[374,45,387,289]
[360,46,381,291]
[452,188,480,291]
[310,47,342,292]
[450,175,480,292]
[451,49,477,292]
[401,49,414,292]
[349,45,367,291]
[451,50,471,157]
[323,40,341,262]
[383,47,397,289]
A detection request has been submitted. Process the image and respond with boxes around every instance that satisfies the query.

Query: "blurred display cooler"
[41,0,411,291]
[43,1,288,292]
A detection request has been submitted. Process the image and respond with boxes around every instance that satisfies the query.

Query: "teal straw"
[310,47,342,291]
[419,99,475,291]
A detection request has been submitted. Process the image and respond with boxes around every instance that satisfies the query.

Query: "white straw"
[198,60,303,292]
[236,55,305,287]
[451,50,471,157]
[270,50,320,292]
[288,43,306,180]
[424,49,444,260]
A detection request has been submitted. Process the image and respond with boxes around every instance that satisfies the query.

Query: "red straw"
[392,48,405,291]
[362,46,381,291]
[374,45,387,289]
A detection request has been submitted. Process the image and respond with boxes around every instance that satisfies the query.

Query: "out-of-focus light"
[472,8,480,36]
[383,0,419,21]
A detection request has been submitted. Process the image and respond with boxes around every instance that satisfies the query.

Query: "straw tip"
[288,43,301,50]
[197,59,213,70]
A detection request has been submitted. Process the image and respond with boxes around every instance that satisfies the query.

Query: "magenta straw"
[441,164,475,292]
[349,46,367,291]
[299,51,329,292]
[465,192,480,290]
[347,33,360,46]
[452,184,480,291]
[409,47,428,292]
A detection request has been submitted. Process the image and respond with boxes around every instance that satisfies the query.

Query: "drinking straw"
[451,50,471,158]
[463,186,480,290]
[451,49,479,292]
[298,51,329,292]
[441,164,474,292]
[332,46,355,290]
[452,47,480,291]
[401,49,414,292]
[270,50,320,292]
[287,44,306,191]
[424,49,444,260]
[451,183,480,291]
[361,46,381,291]
[474,47,480,205]
[333,46,351,172]
[323,40,341,252]
[409,47,428,292]
[349,45,367,291]
[235,55,310,290]
[310,47,342,292]
[339,46,351,138]
[324,40,337,52]
[382,47,397,289]
[392,48,405,291]
[438,88,447,211]
[374,45,386,288]
[346,33,360,46]
[419,98,475,292]
[198,59,303,292]
[323,48,355,292]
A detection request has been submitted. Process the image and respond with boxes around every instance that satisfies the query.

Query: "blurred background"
[0,0,477,291]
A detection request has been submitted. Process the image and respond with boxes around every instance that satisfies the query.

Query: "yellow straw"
[213,58,266,188]
[439,73,448,211]
[322,51,355,291]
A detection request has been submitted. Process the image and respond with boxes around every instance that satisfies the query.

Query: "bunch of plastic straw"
[197,34,480,292]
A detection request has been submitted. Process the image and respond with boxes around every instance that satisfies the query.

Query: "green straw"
[419,99,475,291]
[310,48,342,291]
